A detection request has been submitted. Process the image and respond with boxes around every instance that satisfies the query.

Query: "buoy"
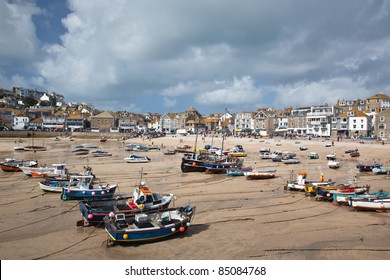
[87,214,93,219]
[171,228,176,232]
[92,191,96,195]
[192,162,196,166]
[123,234,128,239]
[179,226,186,232]
[109,212,115,218]
[101,191,105,195]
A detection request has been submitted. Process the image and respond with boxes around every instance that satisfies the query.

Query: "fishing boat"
[60,175,117,201]
[259,148,272,159]
[326,153,337,160]
[100,137,107,142]
[175,144,192,153]
[286,171,335,192]
[299,146,308,151]
[314,184,370,201]
[20,163,67,178]
[356,162,383,172]
[124,154,151,163]
[328,160,341,169]
[308,152,319,159]
[91,150,112,157]
[228,152,247,157]
[180,124,207,172]
[39,176,78,193]
[104,204,196,244]
[38,166,94,193]
[372,167,389,174]
[181,152,207,173]
[350,150,360,157]
[226,167,253,176]
[333,190,388,205]
[72,148,90,155]
[146,144,160,150]
[282,158,301,164]
[204,155,243,174]
[77,183,174,226]
[0,158,38,172]
[163,149,176,155]
[24,145,47,151]
[349,197,390,211]
[125,143,149,152]
[243,170,276,180]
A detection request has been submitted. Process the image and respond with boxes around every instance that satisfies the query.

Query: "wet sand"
[1,135,390,260]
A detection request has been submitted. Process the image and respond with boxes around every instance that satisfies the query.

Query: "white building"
[12,116,29,130]
[340,109,370,138]
[306,106,338,137]
[234,111,254,134]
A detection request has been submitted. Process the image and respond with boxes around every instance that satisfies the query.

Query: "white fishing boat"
[328,160,341,169]
[20,163,67,178]
[124,154,151,163]
[349,197,390,211]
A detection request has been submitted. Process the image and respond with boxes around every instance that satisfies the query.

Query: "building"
[306,105,341,137]
[376,109,390,140]
[290,107,311,136]
[253,108,275,136]
[91,111,116,132]
[12,116,29,130]
[366,93,390,113]
[338,109,370,138]
[234,111,254,134]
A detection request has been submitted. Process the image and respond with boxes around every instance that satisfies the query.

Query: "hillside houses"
[1,85,390,140]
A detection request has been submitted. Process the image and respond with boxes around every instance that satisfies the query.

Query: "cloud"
[0,0,41,64]
[194,76,263,106]
[271,77,372,108]
[163,97,177,109]
[1,0,390,114]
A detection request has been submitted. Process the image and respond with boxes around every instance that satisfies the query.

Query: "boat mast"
[221,108,227,153]
[193,116,199,157]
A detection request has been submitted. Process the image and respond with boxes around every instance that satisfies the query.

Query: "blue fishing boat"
[60,175,117,201]
[226,167,253,176]
[356,162,383,172]
[104,205,196,244]
[333,190,389,205]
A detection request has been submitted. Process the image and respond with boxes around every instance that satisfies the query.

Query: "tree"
[23,97,38,107]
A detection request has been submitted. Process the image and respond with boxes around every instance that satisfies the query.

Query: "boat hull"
[104,206,195,243]
[61,185,117,201]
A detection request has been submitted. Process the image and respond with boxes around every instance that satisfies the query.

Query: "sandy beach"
[1,134,390,260]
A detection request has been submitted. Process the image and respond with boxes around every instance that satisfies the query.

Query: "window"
[380,116,385,122]
[379,124,386,130]
[361,125,364,129]
[353,125,356,129]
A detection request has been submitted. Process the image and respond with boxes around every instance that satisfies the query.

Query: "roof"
[367,93,390,100]
[92,111,114,118]
[339,109,369,118]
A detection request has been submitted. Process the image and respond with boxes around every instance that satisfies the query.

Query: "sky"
[1,0,390,115]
